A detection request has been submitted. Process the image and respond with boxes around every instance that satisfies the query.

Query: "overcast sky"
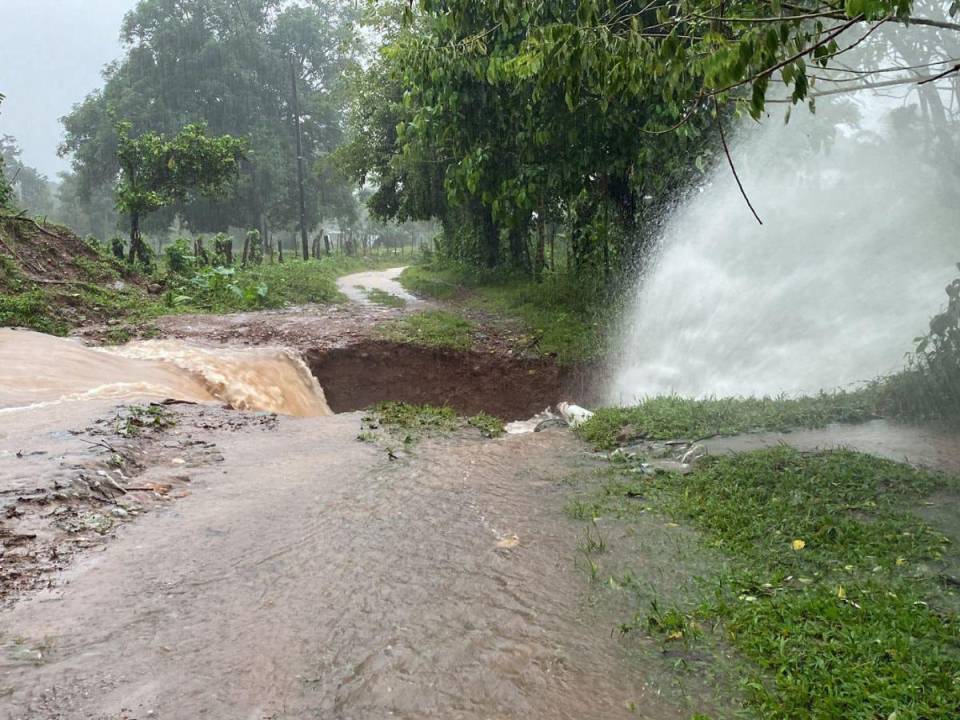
[0,0,137,178]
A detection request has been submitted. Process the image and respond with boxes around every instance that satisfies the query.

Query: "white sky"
[0,0,137,178]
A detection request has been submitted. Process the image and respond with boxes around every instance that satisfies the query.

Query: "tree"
[115,122,246,264]
[0,94,14,211]
[346,1,713,276]
[60,0,361,244]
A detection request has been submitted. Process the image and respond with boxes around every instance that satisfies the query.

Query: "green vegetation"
[0,215,413,335]
[401,262,602,363]
[577,393,879,449]
[363,287,406,308]
[378,310,476,351]
[876,267,960,425]
[164,253,401,312]
[569,447,960,719]
[362,402,505,445]
[115,122,247,265]
[116,404,178,438]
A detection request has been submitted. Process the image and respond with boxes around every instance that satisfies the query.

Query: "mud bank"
[306,340,597,420]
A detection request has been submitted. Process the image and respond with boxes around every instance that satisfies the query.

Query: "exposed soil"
[0,217,150,329]
[307,339,595,420]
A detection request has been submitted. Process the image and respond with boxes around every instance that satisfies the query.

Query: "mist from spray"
[609,75,960,402]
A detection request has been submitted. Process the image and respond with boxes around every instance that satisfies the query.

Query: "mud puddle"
[0,411,728,720]
[703,418,960,474]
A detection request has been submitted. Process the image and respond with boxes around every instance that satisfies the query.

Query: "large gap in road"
[306,340,597,421]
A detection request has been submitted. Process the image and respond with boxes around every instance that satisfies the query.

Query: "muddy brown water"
[0,328,331,417]
[0,411,715,720]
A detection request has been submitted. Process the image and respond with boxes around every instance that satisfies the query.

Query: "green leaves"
[114,121,247,219]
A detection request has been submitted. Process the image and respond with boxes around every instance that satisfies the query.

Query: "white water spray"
[610,77,960,401]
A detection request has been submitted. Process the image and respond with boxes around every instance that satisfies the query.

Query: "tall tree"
[115,122,246,263]
[60,0,361,243]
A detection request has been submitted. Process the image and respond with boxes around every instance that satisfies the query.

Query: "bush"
[164,237,196,275]
[879,265,960,423]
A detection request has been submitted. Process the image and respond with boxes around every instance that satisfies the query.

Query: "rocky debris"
[609,437,709,476]
[0,404,272,606]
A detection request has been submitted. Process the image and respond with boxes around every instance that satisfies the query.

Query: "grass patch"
[399,262,603,364]
[363,287,407,308]
[578,392,879,449]
[166,254,405,312]
[571,447,960,719]
[377,310,475,350]
[363,401,505,444]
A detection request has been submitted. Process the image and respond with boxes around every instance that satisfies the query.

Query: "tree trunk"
[127,212,147,265]
[289,59,310,261]
[536,197,546,280]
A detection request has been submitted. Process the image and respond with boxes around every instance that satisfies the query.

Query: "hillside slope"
[0,216,148,335]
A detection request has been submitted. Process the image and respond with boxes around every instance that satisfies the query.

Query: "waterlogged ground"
[0,406,733,719]
[2,267,959,719]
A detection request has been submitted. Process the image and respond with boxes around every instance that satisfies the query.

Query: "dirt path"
[336,266,422,306]
[0,408,704,719]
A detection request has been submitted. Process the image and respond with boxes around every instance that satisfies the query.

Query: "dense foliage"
[345,0,959,290]
[60,0,362,245]
[115,122,246,264]
[0,95,12,211]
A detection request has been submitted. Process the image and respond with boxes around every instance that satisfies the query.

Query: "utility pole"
[290,56,309,261]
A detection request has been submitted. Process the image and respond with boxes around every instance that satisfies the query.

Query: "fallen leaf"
[496,535,519,549]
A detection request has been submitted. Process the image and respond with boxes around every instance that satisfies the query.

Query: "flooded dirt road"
[336,266,421,306]
[0,409,702,720]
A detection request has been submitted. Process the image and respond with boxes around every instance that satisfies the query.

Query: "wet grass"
[399,263,602,364]
[568,447,960,719]
[363,287,407,308]
[377,310,475,350]
[577,393,880,449]
[362,402,504,446]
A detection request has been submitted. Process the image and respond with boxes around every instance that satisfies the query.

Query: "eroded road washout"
[0,407,732,719]
[4,267,958,719]
[4,269,717,719]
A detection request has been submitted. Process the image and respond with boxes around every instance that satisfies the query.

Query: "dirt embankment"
[0,216,149,333]
[307,340,598,420]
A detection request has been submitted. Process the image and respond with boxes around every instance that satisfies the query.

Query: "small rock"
[645,459,693,475]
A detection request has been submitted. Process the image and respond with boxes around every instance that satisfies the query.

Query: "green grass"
[399,262,603,364]
[1,220,412,337]
[364,401,505,443]
[577,392,880,449]
[570,448,960,719]
[363,287,407,308]
[167,254,406,312]
[0,288,68,335]
[377,310,476,350]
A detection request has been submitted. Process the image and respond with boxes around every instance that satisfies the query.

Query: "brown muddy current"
[0,412,703,720]
[0,328,331,417]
